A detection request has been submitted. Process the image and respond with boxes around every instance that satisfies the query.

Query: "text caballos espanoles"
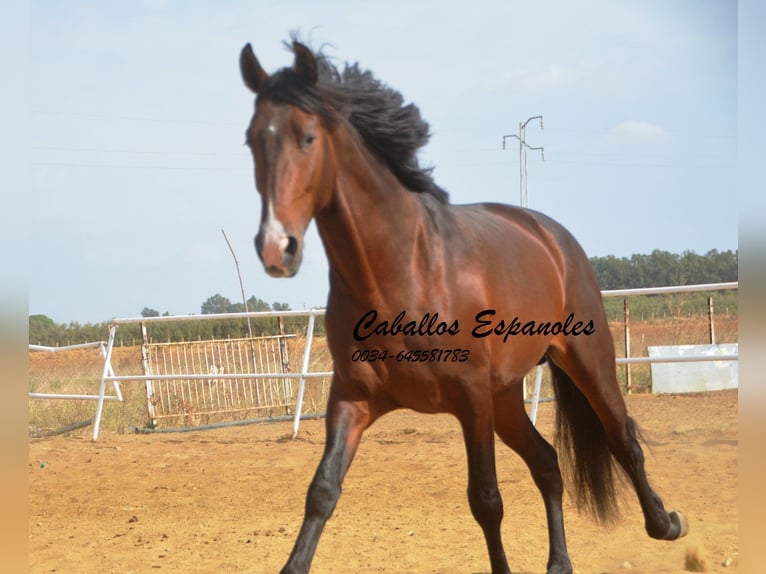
[353,309,595,343]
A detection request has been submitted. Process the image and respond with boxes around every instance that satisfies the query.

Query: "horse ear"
[292,41,318,84]
[240,43,268,93]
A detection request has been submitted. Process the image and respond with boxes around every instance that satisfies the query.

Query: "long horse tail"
[549,360,621,525]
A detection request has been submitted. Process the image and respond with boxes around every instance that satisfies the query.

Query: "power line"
[32,145,244,157]
[30,161,248,172]
[31,109,240,127]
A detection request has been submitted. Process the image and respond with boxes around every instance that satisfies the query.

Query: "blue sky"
[26,0,742,324]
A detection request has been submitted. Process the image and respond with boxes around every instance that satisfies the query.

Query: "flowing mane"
[256,41,449,203]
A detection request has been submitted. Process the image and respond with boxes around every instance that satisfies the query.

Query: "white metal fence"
[29,341,123,403]
[91,310,330,441]
[604,282,737,359]
[30,282,737,440]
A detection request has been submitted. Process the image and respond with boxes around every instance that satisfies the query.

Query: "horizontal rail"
[151,404,294,420]
[616,353,738,365]
[29,341,105,352]
[103,372,333,382]
[134,412,328,434]
[110,308,326,326]
[147,333,296,348]
[601,281,738,298]
[28,393,122,401]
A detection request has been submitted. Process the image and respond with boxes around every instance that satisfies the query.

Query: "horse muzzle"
[255,222,302,277]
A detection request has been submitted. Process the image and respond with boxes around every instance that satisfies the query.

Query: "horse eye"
[303,133,317,148]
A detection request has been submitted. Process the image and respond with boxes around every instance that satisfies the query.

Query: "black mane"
[257,42,449,203]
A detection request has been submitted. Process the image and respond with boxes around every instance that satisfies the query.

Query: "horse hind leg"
[493,384,573,574]
[618,415,690,539]
[547,345,689,542]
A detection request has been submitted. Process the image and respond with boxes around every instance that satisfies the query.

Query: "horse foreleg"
[458,407,511,574]
[280,397,371,574]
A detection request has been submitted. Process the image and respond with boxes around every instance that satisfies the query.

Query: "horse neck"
[315,125,426,305]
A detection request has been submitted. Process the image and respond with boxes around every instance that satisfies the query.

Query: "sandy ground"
[29,389,738,573]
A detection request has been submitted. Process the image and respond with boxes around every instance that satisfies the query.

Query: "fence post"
[624,298,632,394]
[708,296,716,345]
[140,322,158,428]
[92,324,118,441]
[529,364,544,424]
[277,315,290,373]
[292,312,317,438]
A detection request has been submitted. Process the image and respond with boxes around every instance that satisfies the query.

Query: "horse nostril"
[254,232,264,258]
[285,235,299,259]
[255,226,300,273]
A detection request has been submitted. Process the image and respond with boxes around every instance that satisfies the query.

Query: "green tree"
[29,314,56,345]
[248,296,272,311]
[201,294,233,314]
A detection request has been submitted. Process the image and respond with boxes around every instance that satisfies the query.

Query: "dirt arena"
[29,389,737,573]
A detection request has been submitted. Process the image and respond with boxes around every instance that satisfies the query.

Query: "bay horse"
[239,39,688,574]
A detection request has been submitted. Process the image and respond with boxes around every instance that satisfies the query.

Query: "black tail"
[549,361,621,525]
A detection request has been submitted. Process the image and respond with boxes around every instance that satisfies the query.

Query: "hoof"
[667,511,689,540]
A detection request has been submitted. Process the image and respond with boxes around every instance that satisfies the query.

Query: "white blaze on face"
[260,201,290,270]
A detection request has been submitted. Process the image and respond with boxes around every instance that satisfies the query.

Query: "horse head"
[240,42,336,277]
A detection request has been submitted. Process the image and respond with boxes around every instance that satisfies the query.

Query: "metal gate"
[141,333,296,426]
